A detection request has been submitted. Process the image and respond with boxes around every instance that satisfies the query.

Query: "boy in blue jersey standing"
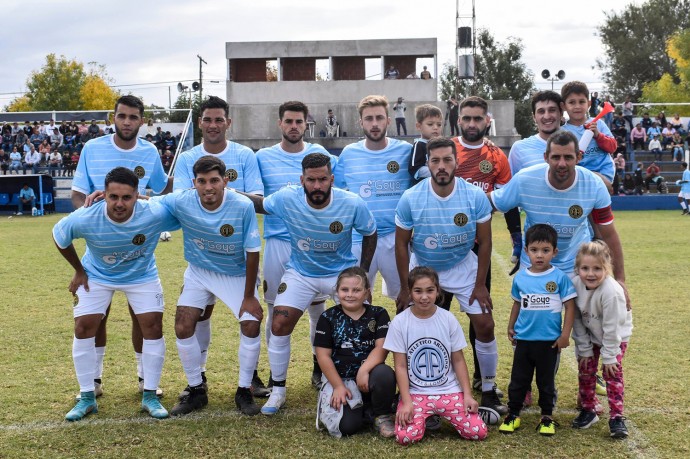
[499,224,576,436]
[54,167,179,421]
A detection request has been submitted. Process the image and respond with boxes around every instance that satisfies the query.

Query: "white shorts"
[352,232,401,299]
[273,268,337,312]
[178,264,259,322]
[263,238,328,305]
[73,279,164,318]
[679,191,690,199]
[410,251,483,315]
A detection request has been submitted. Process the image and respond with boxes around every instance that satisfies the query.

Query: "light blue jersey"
[681,169,690,194]
[172,142,263,194]
[508,134,547,174]
[256,142,338,241]
[561,120,615,181]
[263,185,376,277]
[156,189,261,277]
[395,178,492,272]
[53,200,179,285]
[510,267,577,341]
[490,163,612,274]
[72,135,168,195]
[336,138,413,241]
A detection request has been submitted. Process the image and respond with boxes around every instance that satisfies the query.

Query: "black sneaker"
[178,372,207,401]
[481,388,508,415]
[251,371,271,398]
[235,386,260,416]
[311,355,323,390]
[472,377,504,398]
[571,410,599,429]
[609,416,629,439]
[171,385,208,416]
[425,415,442,431]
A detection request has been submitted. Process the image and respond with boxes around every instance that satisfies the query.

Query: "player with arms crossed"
[54,167,178,421]
[240,153,377,415]
[71,95,171,398]
[256,101,339,389]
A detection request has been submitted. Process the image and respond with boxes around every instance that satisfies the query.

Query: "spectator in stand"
[47,149,62,177]
[103,119,115,135]
[162,131,176,152]
[30,127,44,151]
[644,161,661,191]
[154,126,164,143]
[70,151,80,175]
[14,130,27,152]
[621,173,637,195]
[634,162,644,194]
[630,123,646,151]
[656,111,667,130]
[669,113,685,136]
[16,183,36,215]
[39,139,52,165]
[589,91,601,117]
[146,119,156,136]
[384,65,400,80]
[393,97,407,136]
[59,120,69,136]
[420,66,432,80]
[614,153,625,181]
[61,151,72,176]
[649,135,662,162]
[45,119,57,136]
[50,127,63,151]
[0,149,8,175]
[325,109,339,137]
[11,122,22,138]
[87,119,101,140]
[640,113,653,130]
[622,96,634,130]
[646,122,661,143]
[78,120,88,136]
[23,144,41,174]
[661,123,676,149]
[615,136,627,160]
[23,121,33,137]
[63,130,77,153]
[671,133,685,162]
[611,113,627,140]
[2,129,13,153]
[160,150,174,173]
[70,121,80,137]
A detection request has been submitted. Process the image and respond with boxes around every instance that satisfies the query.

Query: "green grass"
[0,211,688,458]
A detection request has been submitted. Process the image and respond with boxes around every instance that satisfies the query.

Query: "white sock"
[142,337,165,391]
[195,319,211,372]
[95,346,105,379]
[681,201,688,210]
[176,336,203,387]
[475,338,498,392]
[73,336,96,392]
[135,352,143,379]
[268,334,291,383]
[239,332,261,388]
[307,302,325,354]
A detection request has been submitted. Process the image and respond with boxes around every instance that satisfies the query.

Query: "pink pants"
[395,392,488,445]
[579,342,628,419]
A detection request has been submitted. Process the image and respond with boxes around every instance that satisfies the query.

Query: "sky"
[0,0,641,109]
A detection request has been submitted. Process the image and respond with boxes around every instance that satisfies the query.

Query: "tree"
[641,29,690,115]
[439,29,536,137]
[80,62,120,110]
[5,95,32,112]
[596,0,690,101]
[170,92,202,145]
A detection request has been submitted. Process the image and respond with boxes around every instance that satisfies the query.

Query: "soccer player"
[171,95,265,395]
[71,95,171,398]
[54,167,178,421]
[395,137,507,415]
[158,156,264,416]
[676,162,690,215]
[508,91,563,174]
[240,152,377,416]
[256,101,339,389]
[336,95,414,302]
[489,130,630,308]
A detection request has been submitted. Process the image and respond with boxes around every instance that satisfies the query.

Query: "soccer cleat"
[472,377,504,398]
[251,371,271,398]
[595,375,607,396]
[536,416,559,436]
[139,378,164,397]
[682,209,689,215]
[609,416,629,439]
[425,414,442,431]
[15,212,22,216]
[141,391,168,419]
[75,381,103,401]
[178,372,207,400]
[481,388,508,415]
[171,385,208,416]
[65,391,98,421]
[572,410,599,429]
[260,390,286,415]
[374,414,396,438]
[478,406,501,425]
[498,414,521,433]
[523,390,533,408]
[235,387,260,416]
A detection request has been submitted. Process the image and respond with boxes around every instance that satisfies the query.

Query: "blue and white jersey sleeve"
[680,170,690,194]
[561,121,615,181]
[157,189,260,277]
[508,135,546,174]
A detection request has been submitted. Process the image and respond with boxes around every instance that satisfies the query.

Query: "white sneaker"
[260,390,286,415]
[15,212,23,216]
[138,379,164,397]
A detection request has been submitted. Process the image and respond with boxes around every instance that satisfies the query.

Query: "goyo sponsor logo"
[102,249,146,265]
[297,237,340,252]
[359,179,402,198]
[423,232,469,249]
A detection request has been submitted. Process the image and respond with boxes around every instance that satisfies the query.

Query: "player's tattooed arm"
[359,231,377,272]
[235,190,268,214]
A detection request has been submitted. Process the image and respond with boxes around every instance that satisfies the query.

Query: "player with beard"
[508,91,563,174]
[450,96,519,415]
[238,152,377,416]
[71,95,172,400]
[256,101,339,391]
[336,95,414,304]
[172,95,265,397]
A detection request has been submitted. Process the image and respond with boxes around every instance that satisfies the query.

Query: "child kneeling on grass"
[571,241,633,439]
[384,266,488,445]
[314,267,396,438]
[499,224,576,436]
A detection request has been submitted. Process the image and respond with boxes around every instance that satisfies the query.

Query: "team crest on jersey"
[72,294,79,307]
[220,224,234,237]
[133,166,145,179]
[329,221,344,234]
[545,281,558,293]
[368,320,376,333]
[225,169,238,181]
[387,161,400,174]
[277,282,287,294]
[478,160,493,173]
[453,213,468,227]
[568,205,584,219]
[132,234,146,245]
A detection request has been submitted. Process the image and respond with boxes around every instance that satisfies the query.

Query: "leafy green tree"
[597,0,690,100]
[641,29,690,115]
[170,92,202,145]
[439,29,536,137]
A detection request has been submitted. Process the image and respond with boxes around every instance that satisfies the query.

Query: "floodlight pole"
[197,54,207,101]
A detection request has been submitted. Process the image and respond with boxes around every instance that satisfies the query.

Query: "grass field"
[0,211,688,458]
